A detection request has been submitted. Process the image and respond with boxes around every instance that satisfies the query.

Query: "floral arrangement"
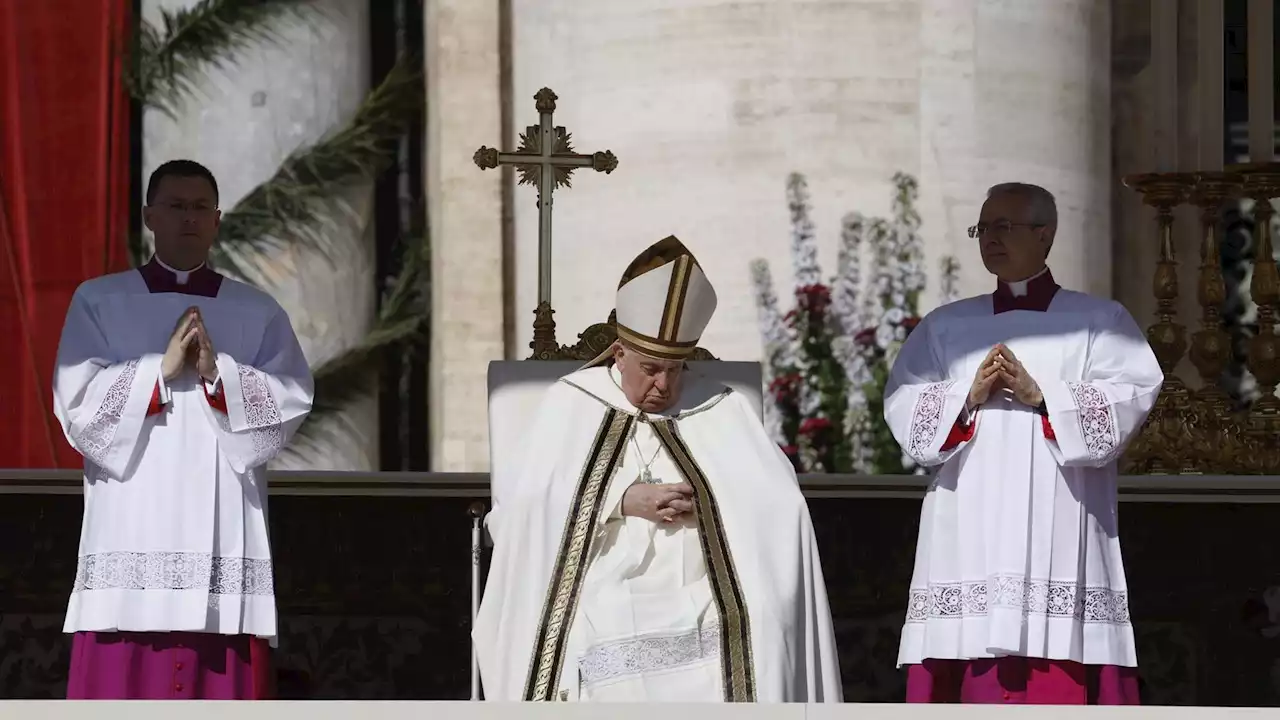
[751,172,960,474]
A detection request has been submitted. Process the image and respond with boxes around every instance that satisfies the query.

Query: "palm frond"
[286,235,430,453]
[129,0,318,114]
[209,54,423,280]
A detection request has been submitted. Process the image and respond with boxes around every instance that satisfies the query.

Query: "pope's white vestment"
[51,261,313,645]
[884,286,1162,669]
[475,365,843,702]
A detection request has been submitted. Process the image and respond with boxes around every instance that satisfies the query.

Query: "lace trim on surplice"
[905,576,1129,626]
[73,551,274,595]
[908,381,956,458]
[579,623,722,686]
[1066,381,1118,460]
[75,359,140,466]
[213,365,285,465]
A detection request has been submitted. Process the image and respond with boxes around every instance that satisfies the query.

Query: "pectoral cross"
[474,88,618,311]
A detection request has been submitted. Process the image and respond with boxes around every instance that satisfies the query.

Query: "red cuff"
[1041,414,1056,441]
[940,416,976,451]
[146,382,164,416]
[204,381,227,414]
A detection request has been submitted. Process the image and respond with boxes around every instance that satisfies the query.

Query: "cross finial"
[534,88,557,113]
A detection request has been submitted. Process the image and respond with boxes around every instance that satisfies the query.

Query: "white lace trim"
[1066,381,1118,460]
[239,364,284,451]
[75,359,139,466]
[579,623,722,686]
[72,551,274,596]
[905,575,1129,625]
[908,381,955,458]
[214,364,285,467]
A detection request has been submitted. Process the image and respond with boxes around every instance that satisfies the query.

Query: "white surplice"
[51,265,313,645]
[884,288,1162,668]
[475,365,842,703]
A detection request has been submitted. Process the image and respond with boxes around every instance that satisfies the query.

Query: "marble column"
[1151,0,1180,173]
[1247,0,1275,162]
[1111,0,1155,323]
[919,0,1113,302]
[142,0,376,470]
[509,0,1114,361]
[1198,0,1225,170]
[424,0,504,472]
[1111,0,1162,335]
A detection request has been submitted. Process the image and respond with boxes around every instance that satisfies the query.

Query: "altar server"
[884,182,1162,704]
[52,160,313,699]
[475,236,842,703]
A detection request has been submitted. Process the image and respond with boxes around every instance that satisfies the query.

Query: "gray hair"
[987,182,1058,229]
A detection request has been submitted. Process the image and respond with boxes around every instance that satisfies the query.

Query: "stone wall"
[507,0,1113,360]
[425,1,1118,471]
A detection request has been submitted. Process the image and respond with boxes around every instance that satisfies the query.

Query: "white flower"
[787,173,821,288]
[750,259,794,371]
[750,259,796,445]
[798,435,821,473]
[831,212,866,340]
[875,324,895,350]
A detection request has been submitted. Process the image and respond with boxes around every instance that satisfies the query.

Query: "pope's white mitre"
[589,236,717,365]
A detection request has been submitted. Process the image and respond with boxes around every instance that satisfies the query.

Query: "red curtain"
[0,0,132,468]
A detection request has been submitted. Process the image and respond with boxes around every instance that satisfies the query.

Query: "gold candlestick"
[1187,173,1239,413]
[1120,173,1202,474]
[1233,163,1280,472]
[1187,172,1247,473]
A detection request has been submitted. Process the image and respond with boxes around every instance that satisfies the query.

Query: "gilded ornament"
[1122,167,1280,474]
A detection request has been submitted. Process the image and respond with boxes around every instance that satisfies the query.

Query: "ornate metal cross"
[474,88,618,312]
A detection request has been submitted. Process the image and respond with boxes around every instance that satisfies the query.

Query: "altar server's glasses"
[968,222,1044,239]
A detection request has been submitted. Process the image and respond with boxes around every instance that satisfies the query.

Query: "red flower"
[768,374,799,392]
[902,316,921,332]
[854,327,876,346]
[799,417,832,435]
[769,373,803,401]
[780,445,798,455]
[797,283,831,300]
[796,284,831,314]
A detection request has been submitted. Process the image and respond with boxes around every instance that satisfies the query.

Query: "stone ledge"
[3,470,1279,502]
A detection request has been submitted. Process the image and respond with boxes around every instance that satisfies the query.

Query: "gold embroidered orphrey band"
[653,419,757,702]
[520,409,758,703]
[659,253,694,343]
[523,409,633,701]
